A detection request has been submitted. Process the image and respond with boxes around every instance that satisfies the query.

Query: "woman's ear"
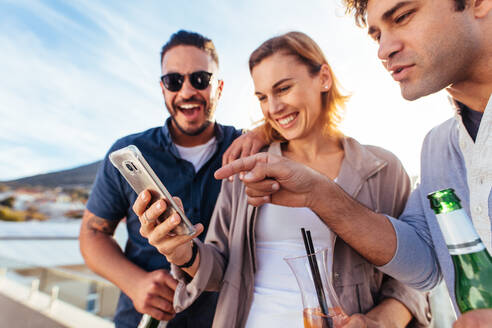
[319,64,332,92]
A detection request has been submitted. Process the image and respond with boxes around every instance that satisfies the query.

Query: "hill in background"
[1,161,102,189]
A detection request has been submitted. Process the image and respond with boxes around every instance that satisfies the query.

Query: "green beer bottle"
[428,188,492,313]
[138,314,166,328]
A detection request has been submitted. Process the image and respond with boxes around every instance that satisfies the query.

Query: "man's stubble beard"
[170,115,212,136]
[399,23,479,101]
[166,99,217,137]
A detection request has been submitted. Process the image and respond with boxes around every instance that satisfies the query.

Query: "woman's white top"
[175,137,217,172]
[245,202,336,328]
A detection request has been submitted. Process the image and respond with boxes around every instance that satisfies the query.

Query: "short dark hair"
[343,0,467,27]
[160,30,219,68]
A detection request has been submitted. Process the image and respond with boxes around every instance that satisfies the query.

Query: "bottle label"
[137,314,150,328]
[436,209,486,255]
[137,314,167,328]
[137,315,151,328]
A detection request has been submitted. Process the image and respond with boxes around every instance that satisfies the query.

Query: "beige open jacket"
[172,137,431,327]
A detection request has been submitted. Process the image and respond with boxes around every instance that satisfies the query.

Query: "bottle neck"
[436,209,486,255]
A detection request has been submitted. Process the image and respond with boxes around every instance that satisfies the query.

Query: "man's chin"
[400,77,451,101]
[182,127,204,136]
[174,120,212,137]
[400,84,429,101]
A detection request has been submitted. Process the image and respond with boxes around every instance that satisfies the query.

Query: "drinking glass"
[284,248,348,328]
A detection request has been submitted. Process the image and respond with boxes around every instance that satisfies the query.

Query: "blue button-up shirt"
[87,118,241,327]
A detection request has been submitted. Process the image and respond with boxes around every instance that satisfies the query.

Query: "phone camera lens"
[125,163,134,171]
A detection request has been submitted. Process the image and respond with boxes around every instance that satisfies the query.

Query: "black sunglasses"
[160,71,213,92]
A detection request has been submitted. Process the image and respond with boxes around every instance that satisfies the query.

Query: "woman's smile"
[276,112,299,128]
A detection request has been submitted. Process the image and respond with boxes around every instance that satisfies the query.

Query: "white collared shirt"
[454,94,492,252]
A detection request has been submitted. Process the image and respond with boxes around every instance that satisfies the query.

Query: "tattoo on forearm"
[85,213,118,236]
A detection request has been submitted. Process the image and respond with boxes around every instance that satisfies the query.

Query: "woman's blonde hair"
[249,31,349,143]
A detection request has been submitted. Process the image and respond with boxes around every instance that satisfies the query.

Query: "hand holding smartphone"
[109,145,196,236]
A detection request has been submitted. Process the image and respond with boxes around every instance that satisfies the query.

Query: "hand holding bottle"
[128,269,177,322]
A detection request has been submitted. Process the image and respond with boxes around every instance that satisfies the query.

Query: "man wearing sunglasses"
[80,30,265,328]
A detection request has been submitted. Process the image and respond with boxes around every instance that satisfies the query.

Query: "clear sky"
[0,0,452,181]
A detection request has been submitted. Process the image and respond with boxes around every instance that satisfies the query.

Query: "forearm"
[310,181,396,266]
[79,211,146,297]
[365,298,412,328]
[80,232,146,295]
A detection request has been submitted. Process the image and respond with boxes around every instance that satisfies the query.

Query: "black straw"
[301,228,333,328]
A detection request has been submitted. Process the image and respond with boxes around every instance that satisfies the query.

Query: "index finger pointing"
[215,153,267,180]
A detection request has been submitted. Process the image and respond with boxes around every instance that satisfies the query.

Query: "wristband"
[177,241,198,269]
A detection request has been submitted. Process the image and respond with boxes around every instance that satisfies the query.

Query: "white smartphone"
[109,145,196,236]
